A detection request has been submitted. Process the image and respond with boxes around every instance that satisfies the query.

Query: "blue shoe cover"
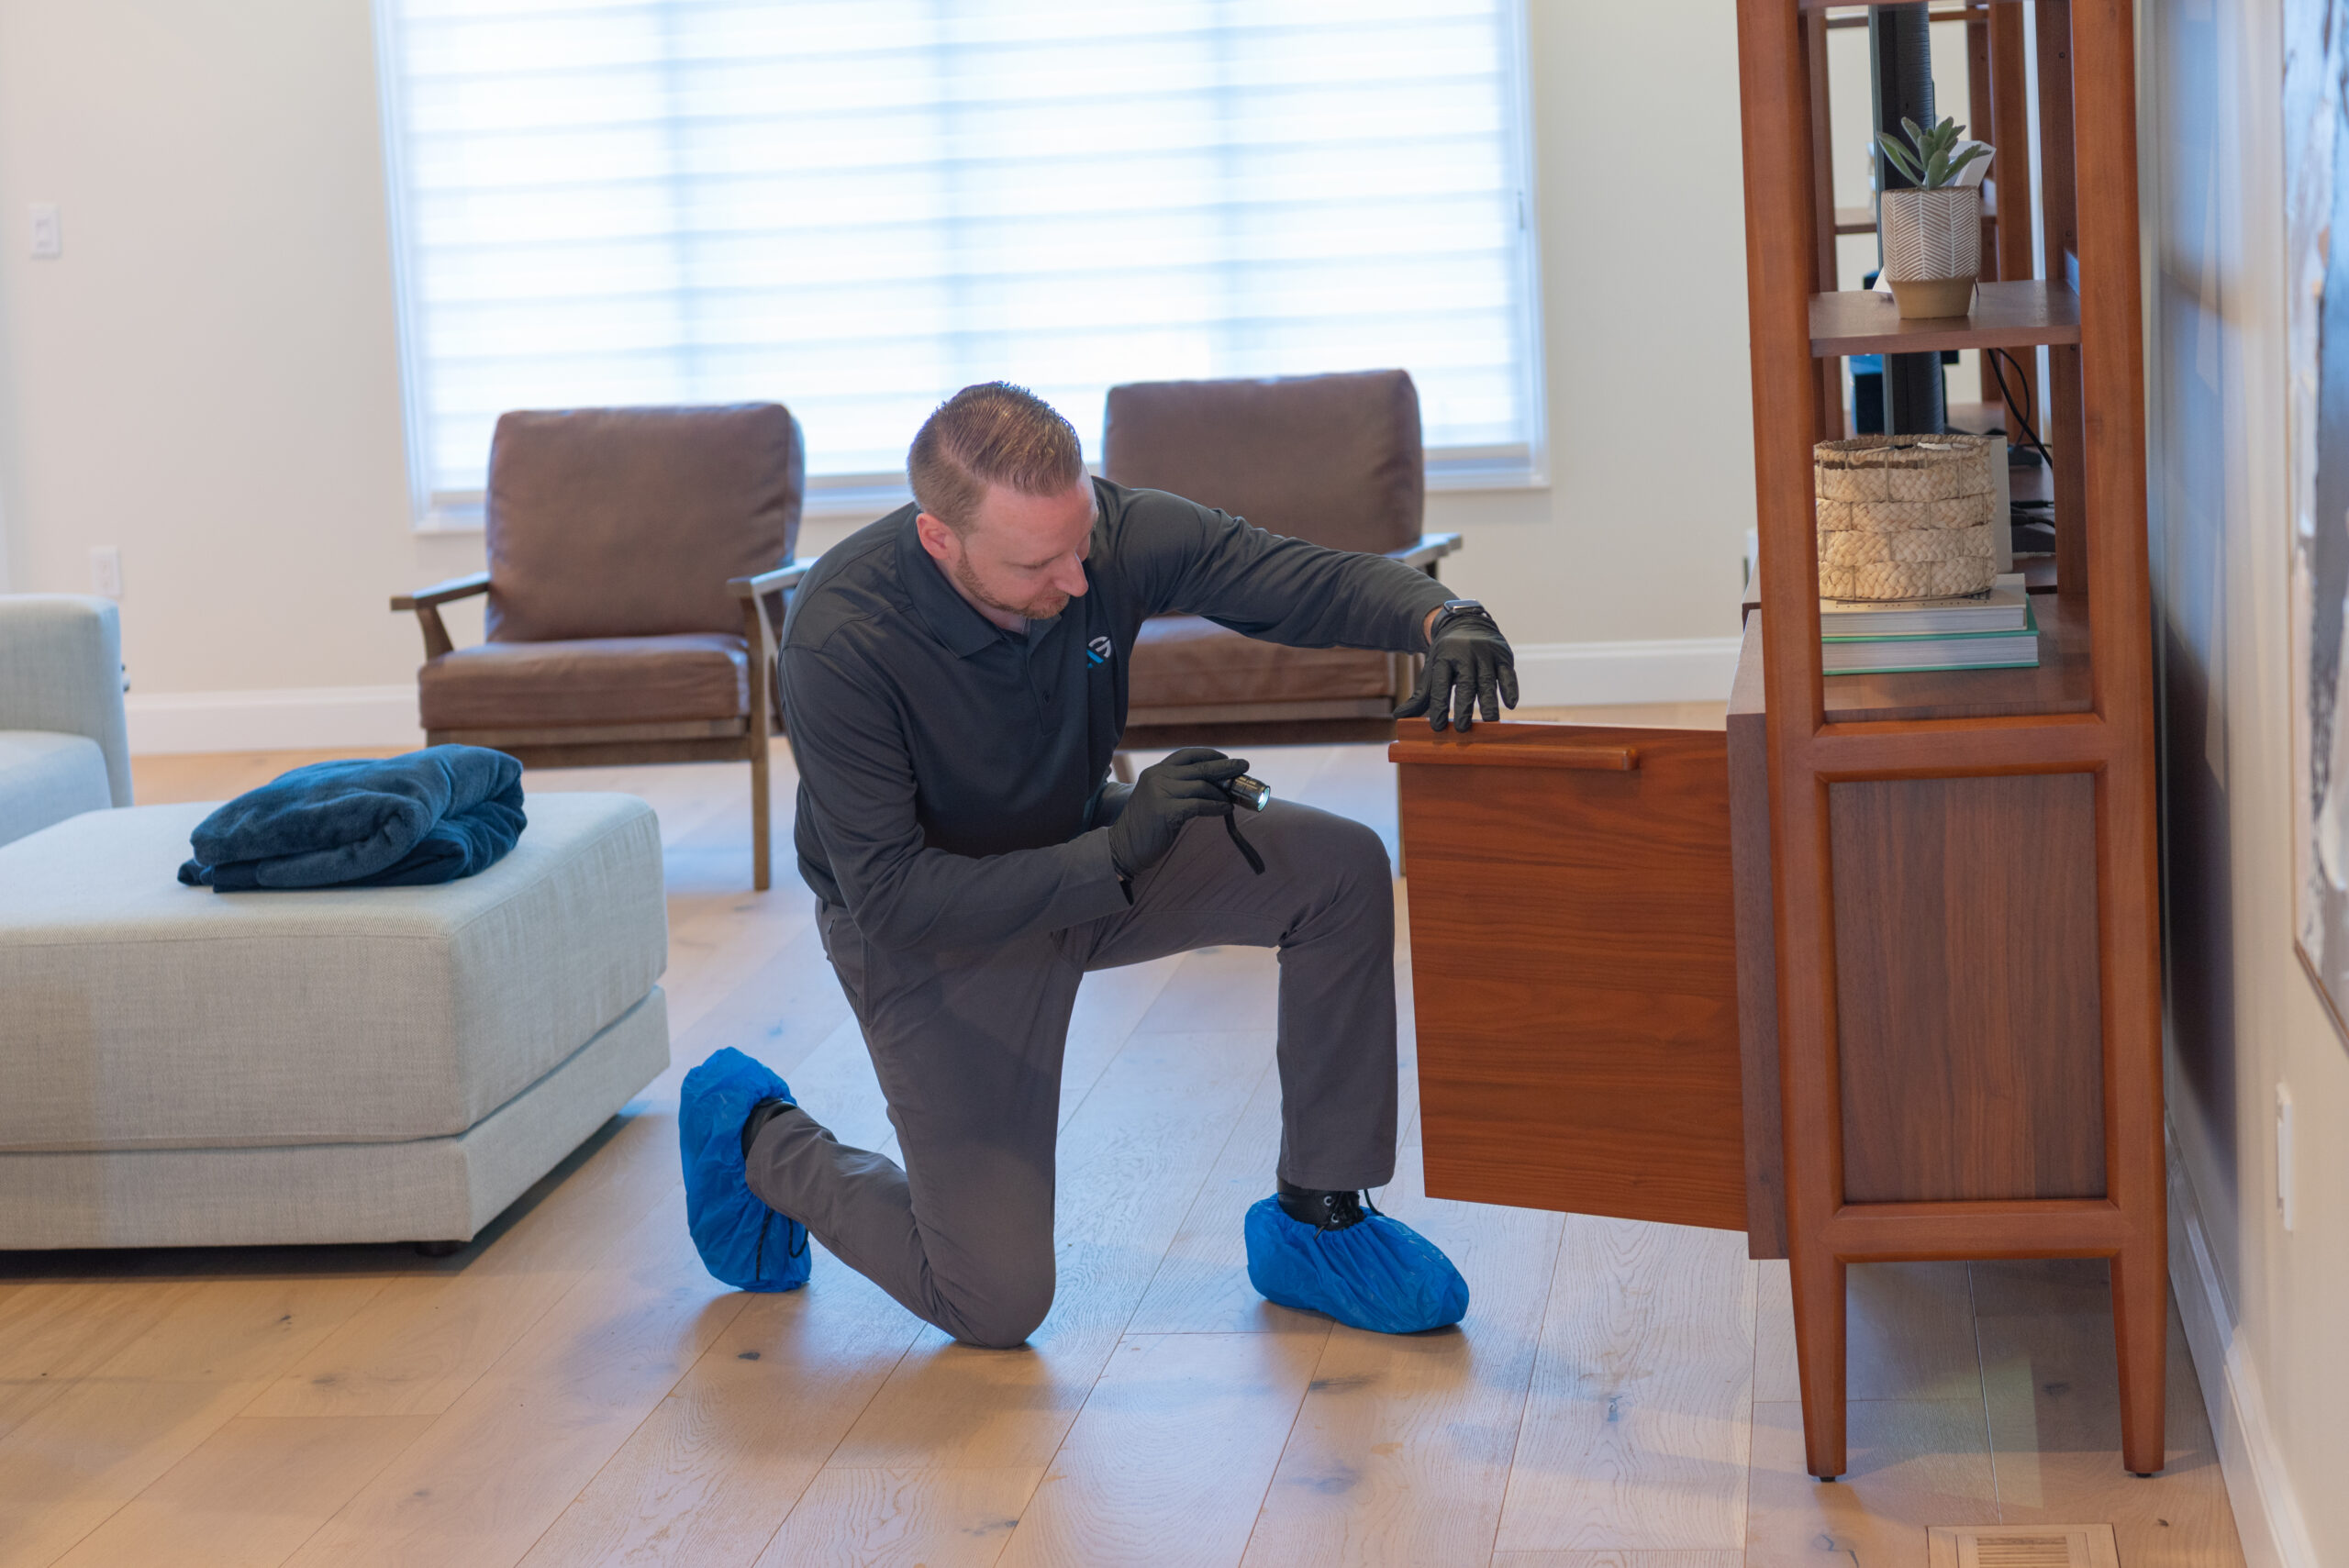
[680,1047,810,1293]
[1242,1195,1469,1334]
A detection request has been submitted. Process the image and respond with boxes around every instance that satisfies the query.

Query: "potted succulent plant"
[1876,117,1992,319]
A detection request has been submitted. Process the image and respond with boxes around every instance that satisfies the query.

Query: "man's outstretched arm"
[1116,487,1518,729]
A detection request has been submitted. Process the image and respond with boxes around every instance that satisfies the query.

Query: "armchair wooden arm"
[1386,532,1464,575]
[391,572,492,661]
[731,560,811,739]
[391,572,492,612]
[729,559,810,654]
[727,561,810,602]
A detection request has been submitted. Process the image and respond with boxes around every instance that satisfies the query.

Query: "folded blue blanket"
[178,745,526,891]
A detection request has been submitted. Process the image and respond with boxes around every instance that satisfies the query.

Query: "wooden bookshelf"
[1736,0,2165,1485]
[1397,0,2163,1491]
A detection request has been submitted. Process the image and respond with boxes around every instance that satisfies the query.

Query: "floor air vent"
[1927,1524,2121,1568]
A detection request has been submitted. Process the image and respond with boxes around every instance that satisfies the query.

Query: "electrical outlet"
[2277,1083,2296,1233]
[28,203,60,260]
[90,546,121,599]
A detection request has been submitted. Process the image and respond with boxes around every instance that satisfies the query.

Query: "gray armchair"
[0,595,132,848]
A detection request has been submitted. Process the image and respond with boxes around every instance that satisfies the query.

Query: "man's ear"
[914,511,960,563]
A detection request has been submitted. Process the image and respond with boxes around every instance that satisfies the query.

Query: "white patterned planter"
[1878,186,1982,318]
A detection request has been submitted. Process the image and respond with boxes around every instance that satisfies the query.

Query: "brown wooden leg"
[1791,1245,1848,1479]
[751,740,773,892]
[1111,752,1135,784]
[2111,1240,2168,1474]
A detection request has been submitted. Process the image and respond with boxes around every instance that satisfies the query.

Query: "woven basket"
[1815,434,1998,600]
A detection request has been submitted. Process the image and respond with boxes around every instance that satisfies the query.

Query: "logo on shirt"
[1086,635,1114,668]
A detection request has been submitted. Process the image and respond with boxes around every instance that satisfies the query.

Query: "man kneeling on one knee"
[680,381,1518,1347]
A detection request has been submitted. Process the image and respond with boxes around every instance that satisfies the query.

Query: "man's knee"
[939,1270,1054,1349]
[1300,810,1391,892]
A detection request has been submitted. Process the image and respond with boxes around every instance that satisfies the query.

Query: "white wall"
[2145,0,2341,1561]
[0,0,1762,744]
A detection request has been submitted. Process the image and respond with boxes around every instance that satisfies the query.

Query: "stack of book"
[1821,573,2039,673]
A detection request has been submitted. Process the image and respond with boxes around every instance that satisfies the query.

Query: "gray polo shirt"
[778,477,1448,951]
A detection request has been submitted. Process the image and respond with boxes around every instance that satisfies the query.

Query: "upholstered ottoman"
[0,792,670,1249]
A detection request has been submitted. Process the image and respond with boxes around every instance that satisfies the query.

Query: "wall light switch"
[90,546,121,599]
[28,204,61,260]
[2277,1083,2296,1233]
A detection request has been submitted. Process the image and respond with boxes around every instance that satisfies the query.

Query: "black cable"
[1987,346,2056,473]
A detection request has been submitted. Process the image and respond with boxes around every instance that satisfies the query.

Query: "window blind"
[377,0,1542,511]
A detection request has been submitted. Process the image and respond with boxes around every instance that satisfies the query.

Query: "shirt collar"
[896,508,1004,660]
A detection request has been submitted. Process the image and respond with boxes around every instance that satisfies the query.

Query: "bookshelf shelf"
[1809,280,2080,358]
[1820,587,2088,724]
[1803,0,2006,11]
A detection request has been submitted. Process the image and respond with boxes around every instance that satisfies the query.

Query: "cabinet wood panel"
[1397,725,1747,1233]
[1830,773,2106,1204]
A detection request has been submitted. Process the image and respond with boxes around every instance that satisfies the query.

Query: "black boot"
[740,1095,796,1161]
[1277,1178,1370,1231]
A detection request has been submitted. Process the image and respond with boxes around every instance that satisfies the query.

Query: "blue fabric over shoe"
[1242,1195,1469,1334]
[681,1047,810,1293]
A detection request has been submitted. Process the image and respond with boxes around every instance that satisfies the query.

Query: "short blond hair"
[907,383,1086,533]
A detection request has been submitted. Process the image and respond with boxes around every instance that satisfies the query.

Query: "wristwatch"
[1427,598,1496,645]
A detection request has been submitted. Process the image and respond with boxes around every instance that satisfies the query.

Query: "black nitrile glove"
[1092,781,1133,828]
[1396,613,1520,731]
[1106,747,1249,877]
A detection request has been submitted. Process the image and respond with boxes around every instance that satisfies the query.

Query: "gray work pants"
[743,798,1397,1348]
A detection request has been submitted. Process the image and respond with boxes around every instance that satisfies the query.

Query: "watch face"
[1443,598,1484,614]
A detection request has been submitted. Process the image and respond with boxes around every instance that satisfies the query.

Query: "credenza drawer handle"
[1390,743,1640,772]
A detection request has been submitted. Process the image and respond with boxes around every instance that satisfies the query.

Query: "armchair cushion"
[1125,617,1397,709]
[420,634,750,731]
[1100,370,1423,555]
[484,404,804,643]
[0,732,112,849]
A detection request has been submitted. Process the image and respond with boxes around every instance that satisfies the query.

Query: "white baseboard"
[125,685,425,756]
[2168,1141,2321,1568]
[1509,636,1744,707]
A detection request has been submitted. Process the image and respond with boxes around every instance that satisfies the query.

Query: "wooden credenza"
[1395,602,2162,1479]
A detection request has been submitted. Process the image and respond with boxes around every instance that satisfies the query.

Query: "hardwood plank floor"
[0,1271,392,1567]
[819,1029,1275,1471]
[1972,1260,2244,1568]
[0,736,2248,1564]
[1494,1218,1757,1555]
[997,1329,1327,1567]
[49,1416,434,1568]
[1126,1050,1316,1337]
[278,1191,750,1568]
[751,1465,1042,1567]
[247,1116,676,1419]
[514,1247,925,1568]
[1241,1146,1564,1568]
[1742,1399,1998,1567]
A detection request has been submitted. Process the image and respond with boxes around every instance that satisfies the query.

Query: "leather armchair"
[394,404,808,890]
[1099,369,1462,756]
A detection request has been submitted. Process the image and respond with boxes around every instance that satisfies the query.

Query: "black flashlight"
[1220,773,1271,875]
